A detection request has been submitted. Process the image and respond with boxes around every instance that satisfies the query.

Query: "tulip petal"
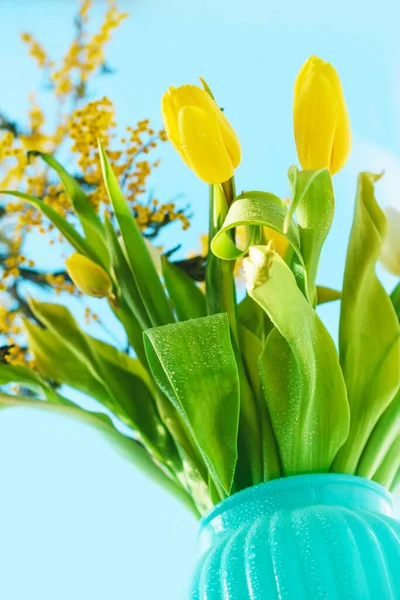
[294,58,338,170]
[166,85,241,168]
[264,226,290,258]
[178,105,234,184]
[294,56,351,174]
[330,107,351,175]
[161,89,189,164]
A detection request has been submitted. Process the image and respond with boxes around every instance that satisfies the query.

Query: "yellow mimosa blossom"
[161,84,241,184]
[293,55,351,175]
[380,206,400,276]
[65,254,113,298]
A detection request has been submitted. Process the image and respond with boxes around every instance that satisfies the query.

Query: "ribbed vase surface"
[189,474,400,599]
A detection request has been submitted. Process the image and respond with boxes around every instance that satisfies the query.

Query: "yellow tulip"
[380,206,400,276]
[293,55,351,175]
[65,253,113,298]
[264,227,290,258]
[161,84,241,184]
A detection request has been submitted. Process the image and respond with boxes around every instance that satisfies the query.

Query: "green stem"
[206,178,263,488]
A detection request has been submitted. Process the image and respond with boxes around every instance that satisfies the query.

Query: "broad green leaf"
[391,282,400,320]
[27,299,177,467]
[316,286,342,305]
[285,166,335,305]
[162,256,206,321]
[211,191,302,262]
[0,363,61,402]
[357,390,400,480]
[246,247,349,474]
[333,173,400,473]
[144,313,240,494]
[98,143,174,327]
[239,325,281,480]
[0,392,198,516]
[30,152,109,268]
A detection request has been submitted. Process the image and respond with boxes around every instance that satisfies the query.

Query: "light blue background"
[0,0,400,598]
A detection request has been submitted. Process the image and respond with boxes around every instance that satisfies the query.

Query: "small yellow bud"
[65,253,112,298]
[161,83,241,184]
[293,56,351,175]
[380,206,400,276]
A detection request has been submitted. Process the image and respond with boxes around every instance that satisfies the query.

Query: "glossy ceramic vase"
[189,474,400,599]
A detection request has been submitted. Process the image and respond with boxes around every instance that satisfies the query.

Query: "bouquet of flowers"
[1,56,399,519]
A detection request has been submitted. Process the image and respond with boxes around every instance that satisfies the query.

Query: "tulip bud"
[380,206,400,276]
[293,56,351,175]
[65,253,113,298]
[161,83,241,184]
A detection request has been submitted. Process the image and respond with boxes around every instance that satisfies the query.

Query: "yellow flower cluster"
[69,97,190,230]
[1,0,190,365]
[20,33,51,69]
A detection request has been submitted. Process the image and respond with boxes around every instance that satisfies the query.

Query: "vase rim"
[200,473,392,529]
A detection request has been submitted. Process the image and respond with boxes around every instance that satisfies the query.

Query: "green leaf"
[144,313,240,494]
[104,216,151,330]
[357,390,399,480]
[391,282,400,320]
[211,191,302,262]
[162,256,206,321]
[246,247,349,474]
[26,299,177,468]
[372,435,400,490]
[0,391,198,516]
[285,166,335,305]
[239,325,281,480]
[316,286,342,305]
[98,142,174,327]
[391,469,400,494]
[238,294,273,343]
[333,173,400,473]
[0,190,98,262]
[210,190,308,298]
[0,363,61,402]
[30,152,110,269]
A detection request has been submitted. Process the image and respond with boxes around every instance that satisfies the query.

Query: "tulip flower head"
[380,206,400,276]
[65,253,113,298]
[161,83,241,184]
[293,56,351,175]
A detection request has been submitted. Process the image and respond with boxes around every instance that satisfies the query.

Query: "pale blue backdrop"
[0,0,399,598]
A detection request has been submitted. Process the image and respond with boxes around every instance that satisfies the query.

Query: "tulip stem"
[206,181,238,343]
[206,180,263,487]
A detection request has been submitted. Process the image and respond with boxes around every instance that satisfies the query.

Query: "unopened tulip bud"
[294,56,351,175]
[65,253,112,298]
[161,83,241,184]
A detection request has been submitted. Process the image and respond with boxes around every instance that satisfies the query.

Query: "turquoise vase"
[189,474,400,599]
